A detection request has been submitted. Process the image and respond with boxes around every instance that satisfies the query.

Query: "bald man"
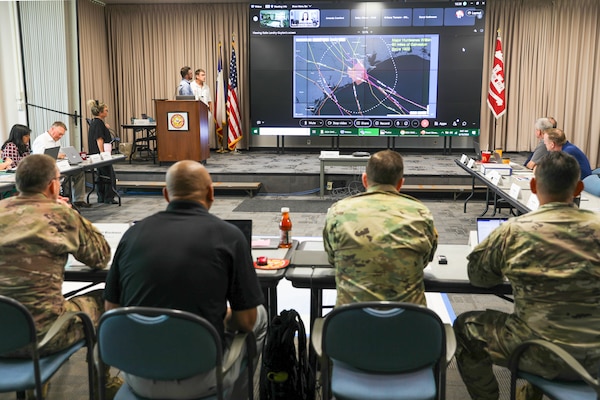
[104,160,267,399]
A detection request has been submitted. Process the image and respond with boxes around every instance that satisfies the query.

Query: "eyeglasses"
[50,176,65,185]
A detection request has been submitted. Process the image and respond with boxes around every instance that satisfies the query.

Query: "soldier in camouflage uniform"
[0,154,121,397]
[323,150,438,306]
[454,151,600,400]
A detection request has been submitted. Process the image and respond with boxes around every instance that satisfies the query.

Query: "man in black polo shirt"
[104,160,267,399]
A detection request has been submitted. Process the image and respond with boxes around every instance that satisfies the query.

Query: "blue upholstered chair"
[96,306,255,400]
[583,174,600,197]
[509,339,600,400]
[0,295,95,400]
[312,301,456,400]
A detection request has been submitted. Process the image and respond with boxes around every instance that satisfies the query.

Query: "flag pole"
[216,40,228,153]
[227,32,243,154]
[487,29,505,151]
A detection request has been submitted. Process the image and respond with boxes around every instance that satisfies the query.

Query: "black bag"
[259,309,315,400]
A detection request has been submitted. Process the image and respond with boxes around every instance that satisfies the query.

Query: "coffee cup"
[502,158,511,164]
[79,151,87,160]
[481,151,492,163]
[495,148,503,158]
[103,143,112,153]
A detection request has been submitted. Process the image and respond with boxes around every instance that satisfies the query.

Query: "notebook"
[476,217,509,244]
[44,146,60,160]
[225,219,252,247]
[60,146,84,165]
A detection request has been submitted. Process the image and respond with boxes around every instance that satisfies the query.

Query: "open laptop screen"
[476,217,508,244]
[225,219,252,247]
[44,146,60,160]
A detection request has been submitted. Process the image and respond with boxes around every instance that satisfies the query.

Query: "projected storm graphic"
[294,34,439,118]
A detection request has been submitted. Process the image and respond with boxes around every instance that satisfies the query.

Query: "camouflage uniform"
[0,193,109,356]
[454,202,600,400]
[323,184,438,306]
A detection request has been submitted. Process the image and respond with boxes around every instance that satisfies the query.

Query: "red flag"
[227,38,243,151]
[487,33,506,119]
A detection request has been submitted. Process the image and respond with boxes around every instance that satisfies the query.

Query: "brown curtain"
[78,0,599,165]
[78,0,114,152]
[482,0,600,167]
[104,3,248,149]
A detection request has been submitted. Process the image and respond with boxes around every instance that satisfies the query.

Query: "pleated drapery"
[75,0,600,165]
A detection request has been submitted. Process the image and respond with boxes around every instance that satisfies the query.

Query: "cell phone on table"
[438,255,448,265]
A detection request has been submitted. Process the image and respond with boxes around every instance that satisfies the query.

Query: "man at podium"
[178,66,193,96]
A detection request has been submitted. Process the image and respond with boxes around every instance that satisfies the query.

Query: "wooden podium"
[155,100,210,164]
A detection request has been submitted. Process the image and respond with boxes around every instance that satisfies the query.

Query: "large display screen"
[249,1,486,138]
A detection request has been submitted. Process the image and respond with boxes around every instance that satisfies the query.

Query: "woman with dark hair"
[87,99,118,204]
[1,124,31,168]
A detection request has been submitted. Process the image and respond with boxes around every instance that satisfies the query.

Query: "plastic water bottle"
[279,207,292,248]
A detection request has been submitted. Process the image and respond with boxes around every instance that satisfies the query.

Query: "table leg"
[320,160,325,198]
[263,286,278,322]
[108,167,121,206]
[129,133,137,164]
[492,192,499,216]
[463,176,476,213]
[85,169,97,203]
[480,187,491,216]
[308,287,323,372]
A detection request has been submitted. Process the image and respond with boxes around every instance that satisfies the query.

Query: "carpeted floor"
[235,198,335,213]
[0,190,523,399]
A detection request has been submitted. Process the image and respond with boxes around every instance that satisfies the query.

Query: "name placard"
[488,171,501,186]
[56,160,70,171]
[467,158,475,168]
[100,152,112,160]
[460,154,469,164]
[509,183,521,199]
[89,154,102,163]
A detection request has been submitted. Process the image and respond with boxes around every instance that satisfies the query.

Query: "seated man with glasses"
[0,154,122,398]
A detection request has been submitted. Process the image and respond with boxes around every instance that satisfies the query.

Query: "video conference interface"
[249,1,486,137]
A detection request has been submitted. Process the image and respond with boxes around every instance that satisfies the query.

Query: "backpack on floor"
[259,309,315,400]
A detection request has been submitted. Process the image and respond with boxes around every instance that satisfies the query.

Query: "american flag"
[487,32,506,119]
[227,38,243,150]
[215,42,226,147]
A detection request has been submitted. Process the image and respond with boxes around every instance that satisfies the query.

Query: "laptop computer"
[44,146,60,160]
[225,219,252,247]
[60,146,84,165]
[476,217,509,244]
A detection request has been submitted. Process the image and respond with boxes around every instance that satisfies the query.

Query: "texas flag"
[215,41,226,146]
[487,32,506,119]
